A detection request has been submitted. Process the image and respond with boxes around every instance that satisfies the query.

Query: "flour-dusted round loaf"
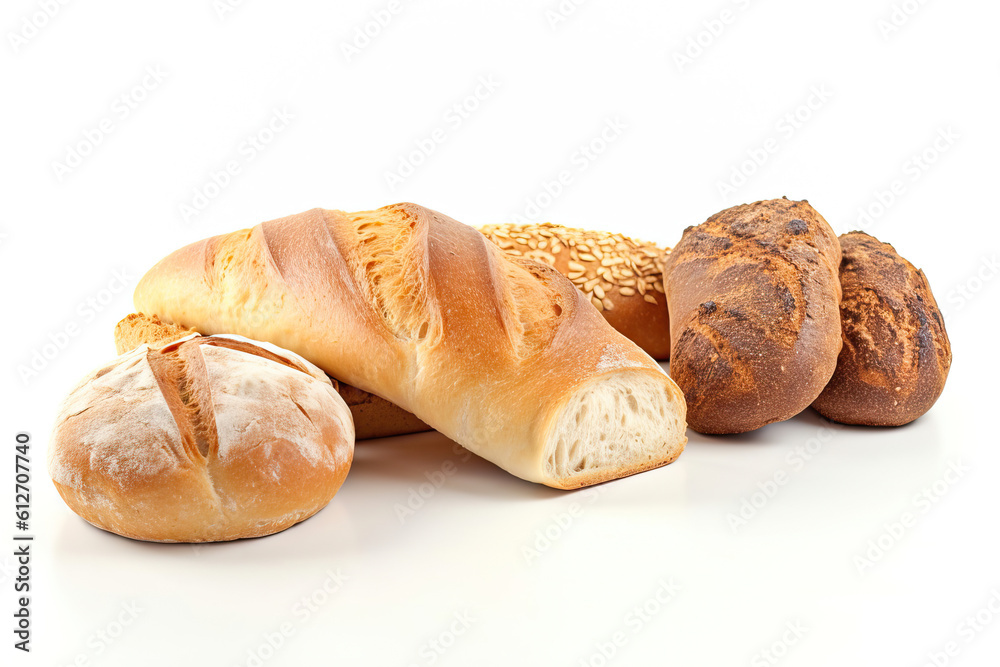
[479,222,671,359]
[48,334,354,542]
[663,198,843,434]
[812,231,952,425]
[114,312,431,440]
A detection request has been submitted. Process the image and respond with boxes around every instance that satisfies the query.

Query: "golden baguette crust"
[663,198,842,434]
[812,232,951,425]
[48,335,354,542]
[114,312,431,440]
[134,203,687,488]
[479,223,671,359]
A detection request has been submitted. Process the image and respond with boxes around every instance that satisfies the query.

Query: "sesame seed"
[478,222,670,311]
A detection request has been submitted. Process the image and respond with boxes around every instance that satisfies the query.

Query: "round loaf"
[48,334,354,542]
[663,198,843,434]
[812,231,951,425]
[479,222,671,359]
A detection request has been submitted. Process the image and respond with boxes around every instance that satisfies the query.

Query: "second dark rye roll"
[663,198,843,434]
[812,231,951,426]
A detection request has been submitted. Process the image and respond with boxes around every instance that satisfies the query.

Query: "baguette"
[812,231,951,425]
[479,223,671,359]
[133,203,687,488]
[114,313,431,440]
[663,198,842,434]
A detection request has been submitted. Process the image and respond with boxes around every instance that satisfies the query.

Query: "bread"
[133,203,687,489]
[48,334,354,542]
[812,231,951,425]
[115,312,431,440]
[662,197,842,434]
[114,312,195,353]
[479,223,671,359]
[335,381,431,440]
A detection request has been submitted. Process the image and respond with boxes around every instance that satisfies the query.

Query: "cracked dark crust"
[663,198,843,434]
[812,231,951,426]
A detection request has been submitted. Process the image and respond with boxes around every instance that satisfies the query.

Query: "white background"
[3,1,999,665]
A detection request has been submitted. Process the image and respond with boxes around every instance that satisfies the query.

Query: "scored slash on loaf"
[114,313,432,440]
[479,222,671,359]
[133,203,688,489]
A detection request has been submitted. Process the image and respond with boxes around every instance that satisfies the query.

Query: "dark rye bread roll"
[114,313,431,440]
[479,223,670,359]
[663,198,843,434]
[812,232,951,425]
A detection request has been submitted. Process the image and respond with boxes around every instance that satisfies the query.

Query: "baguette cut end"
[543,371,687,488]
